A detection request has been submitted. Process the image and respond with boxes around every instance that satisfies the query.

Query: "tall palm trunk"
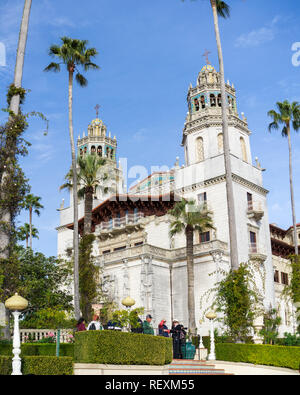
[29,206,32,249]
[0,0,32,340]
[286,125,298,255]
[211,0,239,270]
[68,69,80,320]
[84,187,94,235]
[0,0,32,259]
[186,225,196,334]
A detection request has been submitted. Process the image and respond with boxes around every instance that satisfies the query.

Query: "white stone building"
[57,64,297,337]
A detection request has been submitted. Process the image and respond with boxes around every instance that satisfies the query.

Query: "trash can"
[181,341,196,359]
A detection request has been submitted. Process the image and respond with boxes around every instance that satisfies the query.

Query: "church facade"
[57,64,297,338]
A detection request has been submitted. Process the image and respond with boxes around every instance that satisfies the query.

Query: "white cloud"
[235,16,280,48]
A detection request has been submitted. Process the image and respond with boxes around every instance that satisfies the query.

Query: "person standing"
[142,314,154,335]
[131,312,143,334]
[76,317,86,332]
[87,314,103,331]
[170,320,186,359]
[158,319,170,337]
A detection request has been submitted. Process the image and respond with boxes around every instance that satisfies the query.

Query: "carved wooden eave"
[67,192,179,236]
[271,238,295,259]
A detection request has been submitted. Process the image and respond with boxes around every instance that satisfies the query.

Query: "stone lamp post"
[121,296,135,332]
[5,293,28,375]
[205,311,217,361]
[197,319,207,361]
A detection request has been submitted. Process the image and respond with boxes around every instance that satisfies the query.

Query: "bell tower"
[182,64,252,166]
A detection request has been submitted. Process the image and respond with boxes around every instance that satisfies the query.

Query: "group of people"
[76,314,187,359]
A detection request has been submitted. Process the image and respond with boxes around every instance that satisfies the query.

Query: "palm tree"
[23,194,43,249]
[17,223,39,248]
[169,199,214,334]
[60,154,106,235]
[268,100,300,255]
[0,0,32,260]
[0,0,32,341]
[44,37,99,319]
[210,0,239,271]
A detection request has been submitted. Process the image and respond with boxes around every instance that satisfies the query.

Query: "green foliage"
[79,234,100,322]
[111,307,144,330]
[74,331,172,365]
[259,308,281,345]
[215,343,300,370]
[0,343,74,357]
[20,308,76,330]
[22,356,73,375]
[282,255,300,332]
[6,84,27,107]
[215,263,261,342]
[0,356,11,375]
[276,333,300,347]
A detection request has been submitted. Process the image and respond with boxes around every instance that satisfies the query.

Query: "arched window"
[217,94,222,107]
[200,95,206,109]
[217,133,223,153]
[196,137,204,162]
[210,94,216,107]
[91,145,96,155]
[240,137,247,162]
[110,149,114,160]
[97,146,102,157]
[106,147,109,157]
[80,148,83,157]
[194,98,200,111]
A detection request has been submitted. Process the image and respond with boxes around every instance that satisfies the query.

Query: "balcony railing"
[98,213,145,233]
[249,243,267,262]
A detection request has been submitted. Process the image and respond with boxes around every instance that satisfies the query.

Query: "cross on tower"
[203,49,211,65]
[95,104,100,118]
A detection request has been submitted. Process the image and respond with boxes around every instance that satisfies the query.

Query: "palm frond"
[44,62,61,73]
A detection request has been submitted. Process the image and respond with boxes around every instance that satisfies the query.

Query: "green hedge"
[216,343,300,370]
[75,330,172,365]
[0,356,12,375]
[0,343,74,357]
[0,356,73,375]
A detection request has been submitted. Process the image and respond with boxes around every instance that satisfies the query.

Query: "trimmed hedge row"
[216,343,300,371]
[75,330,172,365]
[0,343,74,357]
[0,356,73,375]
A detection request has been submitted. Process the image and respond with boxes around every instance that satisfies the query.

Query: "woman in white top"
[87,314,104,330]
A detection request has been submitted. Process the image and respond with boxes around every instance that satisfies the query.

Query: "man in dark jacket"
[131,312,143,333]
[170,320,186,359]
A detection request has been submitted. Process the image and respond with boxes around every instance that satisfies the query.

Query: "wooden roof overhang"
[67,192,178,235]
[271,237,295,259]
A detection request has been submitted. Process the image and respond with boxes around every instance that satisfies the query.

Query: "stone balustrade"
[101,240,228,265]
[15,329,73,344]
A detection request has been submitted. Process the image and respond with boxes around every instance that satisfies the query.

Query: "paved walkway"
[213,360,299,375]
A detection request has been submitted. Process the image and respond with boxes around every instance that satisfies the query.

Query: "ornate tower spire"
[202,49,211,65]
[95,104,100,119]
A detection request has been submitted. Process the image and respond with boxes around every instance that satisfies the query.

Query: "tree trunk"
[84,187,94,235]
[68,69,80,320]
[211,0,239,270]
[186,225,196,334]
[287,126,298,255]
[0,0,32,341]
[29,207,32,249]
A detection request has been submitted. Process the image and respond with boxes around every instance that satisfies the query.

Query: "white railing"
[98,213,145,232]
[247,201,263,212]
[14,329,74,344]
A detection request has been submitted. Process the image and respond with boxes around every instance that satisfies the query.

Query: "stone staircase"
[169,359,233,375]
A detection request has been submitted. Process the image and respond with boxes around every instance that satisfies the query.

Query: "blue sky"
[0,0,300,257]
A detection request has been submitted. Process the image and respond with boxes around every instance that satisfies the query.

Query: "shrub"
[22,356,73,375]
[216,343,300,370]
[0,355,73,375]
[0,343,74,357]
[0,356,12,375]
[75,330,171,365]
